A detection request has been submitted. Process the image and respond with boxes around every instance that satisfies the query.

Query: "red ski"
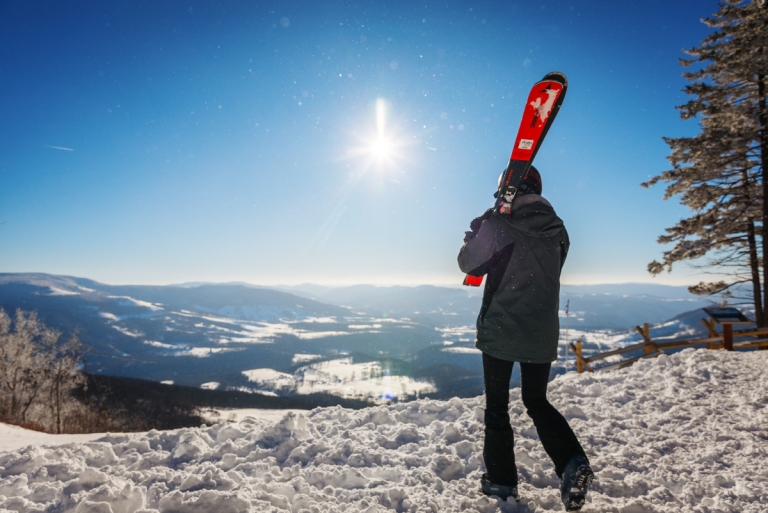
[463,72,568,287]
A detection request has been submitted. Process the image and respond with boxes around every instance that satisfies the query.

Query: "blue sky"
[0,0,718,286]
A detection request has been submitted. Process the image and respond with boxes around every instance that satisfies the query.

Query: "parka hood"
[503,194,564,238]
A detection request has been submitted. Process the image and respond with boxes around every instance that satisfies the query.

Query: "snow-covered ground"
[0,425,104,455]
[1,349,767,512]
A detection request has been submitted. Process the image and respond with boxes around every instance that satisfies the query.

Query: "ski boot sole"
[563,467,594,512]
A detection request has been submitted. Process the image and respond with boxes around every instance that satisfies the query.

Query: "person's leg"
[482,352,517,487]
[519,362,587,478]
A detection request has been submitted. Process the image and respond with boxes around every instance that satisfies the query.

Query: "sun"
[344,97,415,172]
[371,136,392,159]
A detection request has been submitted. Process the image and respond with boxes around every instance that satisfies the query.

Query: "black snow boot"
[481,473,519,502]
[481,429,518,501]
[560,454,594,511]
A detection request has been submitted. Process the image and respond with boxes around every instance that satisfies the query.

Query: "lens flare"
[376,98,386,136]
[370,98,394,159]
[371,136,391,159]
[343,97,416,175]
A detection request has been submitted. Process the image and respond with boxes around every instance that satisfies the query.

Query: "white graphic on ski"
[529,88,559,126]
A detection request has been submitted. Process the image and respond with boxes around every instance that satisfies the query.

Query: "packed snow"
[1,349,767,512]
[0,424,103,455]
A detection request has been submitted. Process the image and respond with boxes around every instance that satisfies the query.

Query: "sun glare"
[371,136,391,158]
[370,98,394,160]
[376,98,386,135]
[344,97,414,173]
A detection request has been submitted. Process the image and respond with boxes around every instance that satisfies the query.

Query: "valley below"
[0,273,719,404]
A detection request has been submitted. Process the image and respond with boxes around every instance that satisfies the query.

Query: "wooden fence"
[569,319,768,374]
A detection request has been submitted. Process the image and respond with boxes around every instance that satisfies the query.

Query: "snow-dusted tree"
[42,333,84,434]
[0,309,85,432]
[0,310,57,423]
[643,0,768,324]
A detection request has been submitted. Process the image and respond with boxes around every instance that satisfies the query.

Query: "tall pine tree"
[644,0,768,325]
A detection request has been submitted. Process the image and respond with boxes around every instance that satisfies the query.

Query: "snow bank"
[1,349,767,512]
[0,424,104,454]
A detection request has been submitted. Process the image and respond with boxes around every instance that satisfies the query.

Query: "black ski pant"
[482,352,587,486]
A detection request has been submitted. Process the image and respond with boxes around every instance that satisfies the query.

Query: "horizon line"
[0,271,704,289]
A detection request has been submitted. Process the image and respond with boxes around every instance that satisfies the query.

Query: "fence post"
[722,323,734,351]
[635,323,657,355]
[643,323,652,354]
[576,340,583,374]
[701,317,719,349]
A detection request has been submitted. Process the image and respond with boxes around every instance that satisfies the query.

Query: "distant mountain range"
[0,273,719,400]
[276,281,714,330]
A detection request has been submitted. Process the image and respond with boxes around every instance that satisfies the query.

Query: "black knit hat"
[519,165,542,195]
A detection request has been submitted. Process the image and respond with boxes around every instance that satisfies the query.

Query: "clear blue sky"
[0,0,718,286]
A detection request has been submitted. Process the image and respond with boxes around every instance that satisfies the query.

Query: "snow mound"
[1,349,767,512]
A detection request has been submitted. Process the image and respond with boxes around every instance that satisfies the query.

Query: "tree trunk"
[758,73,768,323]
[20,381,40,423]
[748,221,764,325]
[55,377,61,435]
[8,369,19,419]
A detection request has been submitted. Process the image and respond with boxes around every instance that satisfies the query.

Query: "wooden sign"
[702,307,750,325]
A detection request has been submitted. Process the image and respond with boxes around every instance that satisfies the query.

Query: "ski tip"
[541,71,567,86]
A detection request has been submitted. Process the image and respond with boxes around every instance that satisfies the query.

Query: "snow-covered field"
[2,349,767,512]
[242,358,436,402]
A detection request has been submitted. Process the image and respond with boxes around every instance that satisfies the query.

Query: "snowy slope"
[0,424,104,454]
[1,349,767,512]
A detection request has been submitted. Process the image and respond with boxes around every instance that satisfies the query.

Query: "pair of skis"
[463,71,568,287]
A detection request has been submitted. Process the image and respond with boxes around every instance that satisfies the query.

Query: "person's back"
[458,193,568,363]
[458,167,594,511]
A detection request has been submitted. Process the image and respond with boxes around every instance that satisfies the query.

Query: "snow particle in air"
[523,58,532,69]
[390,61,398,70]
[280,17,290,27]
[458,124,465,131]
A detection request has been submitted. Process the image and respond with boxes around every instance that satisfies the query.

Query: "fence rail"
[569,319,768,374]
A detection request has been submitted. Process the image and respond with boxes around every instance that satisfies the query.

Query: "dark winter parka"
[458,194,569,363]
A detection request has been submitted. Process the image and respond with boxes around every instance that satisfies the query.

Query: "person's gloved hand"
[464,208,494,242]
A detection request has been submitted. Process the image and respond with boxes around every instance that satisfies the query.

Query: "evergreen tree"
[643,0,768,325]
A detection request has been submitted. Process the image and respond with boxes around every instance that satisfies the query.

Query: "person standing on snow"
[457,166,594,512]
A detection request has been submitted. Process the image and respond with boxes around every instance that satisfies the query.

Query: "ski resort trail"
[1,349,766,512]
